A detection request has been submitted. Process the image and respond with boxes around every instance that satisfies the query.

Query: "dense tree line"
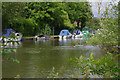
[2,2,93,36]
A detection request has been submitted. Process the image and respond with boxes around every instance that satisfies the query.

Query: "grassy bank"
[22,36,34,39]
[23,35,58,39]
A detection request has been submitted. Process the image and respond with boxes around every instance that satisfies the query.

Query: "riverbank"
[22,35,59,41]
[22,36,34,40]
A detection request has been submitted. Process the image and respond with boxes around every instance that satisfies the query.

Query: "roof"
[73,21,81,25]
[73,21,77,25]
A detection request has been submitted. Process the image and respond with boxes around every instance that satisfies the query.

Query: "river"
[2,39,105,78]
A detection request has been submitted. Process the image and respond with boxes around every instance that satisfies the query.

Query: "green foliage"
[8,57,20,63]
[69,52,120,78]
[91,17,100,30]
[2,2,26,28]
[2,2,93,35]
[47,67,59,78]
[87,18,118,47]
[1,36,20,63]
[43,24,51,35]
[87,1,119,48]
[64,2,93,31]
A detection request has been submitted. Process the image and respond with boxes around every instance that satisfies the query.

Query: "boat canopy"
[1,28,15,37]
[59,30,70,36]
[72,30,81,35]
[82,27,89,31]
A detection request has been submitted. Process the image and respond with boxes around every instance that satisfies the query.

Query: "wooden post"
[53,27,54,36]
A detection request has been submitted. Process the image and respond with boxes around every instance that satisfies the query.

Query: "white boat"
[0,28,22,42]
[72,30,83,39]
[34,35,50,41]
[59,30,72,39]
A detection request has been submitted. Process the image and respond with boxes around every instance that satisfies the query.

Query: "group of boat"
[0,28,95,42]
[59,30,83,39]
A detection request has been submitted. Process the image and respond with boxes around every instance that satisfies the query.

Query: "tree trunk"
[97,1,102,27]
[80,21,85,31]
[77,21,79,27]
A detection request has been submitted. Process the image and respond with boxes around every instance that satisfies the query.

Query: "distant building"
[73,21,81,27]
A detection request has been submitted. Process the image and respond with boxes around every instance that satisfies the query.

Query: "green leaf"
[12,49,17,53]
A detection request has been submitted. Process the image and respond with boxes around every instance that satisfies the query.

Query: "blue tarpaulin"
[72,30,81,35]
[1,28,15,37]
[59,30,70,36]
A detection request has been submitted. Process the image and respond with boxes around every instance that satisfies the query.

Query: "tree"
[2,2,26,28]
[87,1,119,52]
[2,2,94,35]
[25,2,72,35]
[64,2,93,31]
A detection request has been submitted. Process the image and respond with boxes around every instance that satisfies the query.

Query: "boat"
[72,30,83,39]
[82,27,90,35]
[34,34,50,41]
[0,28,22,42]
[82,27,95,38]
[59,30,72,39]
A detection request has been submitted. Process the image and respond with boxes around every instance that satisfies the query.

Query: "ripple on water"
[25,48,41,54]
[53,45,100,50]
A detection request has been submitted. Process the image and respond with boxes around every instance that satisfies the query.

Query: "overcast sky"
[90,0,119,17]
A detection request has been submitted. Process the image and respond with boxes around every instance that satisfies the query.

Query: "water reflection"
[34,39,49,44]
[1,41,22,49]
[58,39,71,46]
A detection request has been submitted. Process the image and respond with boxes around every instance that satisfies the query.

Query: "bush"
[87,18,118,47]
[69,52,120,78]
[1,36,20,63]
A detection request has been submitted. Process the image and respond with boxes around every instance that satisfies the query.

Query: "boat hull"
[59,35,71,39]
[0,33,22,42]
[72,34,83,39]
[34,36,45,41]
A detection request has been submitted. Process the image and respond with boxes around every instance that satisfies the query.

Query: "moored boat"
[34,34,50,41]
[59,30,72,39]
[0,28,22,42]
[72,30,83,39]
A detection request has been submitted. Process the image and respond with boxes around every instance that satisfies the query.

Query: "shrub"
[69,52,120,78]
[87,18,118,47]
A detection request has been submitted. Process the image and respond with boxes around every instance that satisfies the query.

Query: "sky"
[90,0,119,17]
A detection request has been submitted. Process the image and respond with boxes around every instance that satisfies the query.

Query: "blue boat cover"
[59,30,70,36]
[1,28,15,37]
[72,30,81,35]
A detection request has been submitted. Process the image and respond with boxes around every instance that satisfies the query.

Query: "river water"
[2,39,105,78]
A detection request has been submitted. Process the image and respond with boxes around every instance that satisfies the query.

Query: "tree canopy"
[2,2,93,36]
